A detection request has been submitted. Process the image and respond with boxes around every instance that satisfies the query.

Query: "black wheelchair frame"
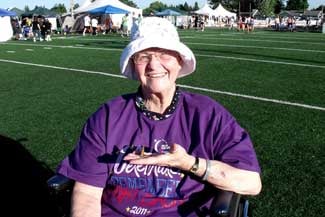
[47,174,251,217]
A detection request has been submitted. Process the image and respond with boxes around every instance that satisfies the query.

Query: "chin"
[145,83,173,94]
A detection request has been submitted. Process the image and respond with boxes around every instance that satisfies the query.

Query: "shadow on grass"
[0,134,64,217]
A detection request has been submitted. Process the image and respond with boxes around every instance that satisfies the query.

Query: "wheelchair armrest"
[210,190,250,217]
[47,174,74,193]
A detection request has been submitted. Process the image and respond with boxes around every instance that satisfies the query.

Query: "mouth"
[145,72,167,78]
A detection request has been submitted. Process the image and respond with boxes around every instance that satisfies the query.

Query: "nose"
[147,54,161,69]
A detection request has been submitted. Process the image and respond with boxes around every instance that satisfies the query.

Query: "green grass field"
[0,28,324,216]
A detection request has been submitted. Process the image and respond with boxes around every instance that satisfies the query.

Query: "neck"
[142,86,176,114]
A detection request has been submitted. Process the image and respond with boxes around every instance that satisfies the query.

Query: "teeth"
[147,73,165,78]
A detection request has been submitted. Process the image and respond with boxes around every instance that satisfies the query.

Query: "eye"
[139,55,150,62]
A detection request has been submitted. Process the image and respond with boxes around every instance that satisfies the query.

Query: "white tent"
[75,0,141,15]
[213,4,236,18]
[194,3,215,17]
[0,9,14,42]
[0,16,13,42]
[74,0,93,14]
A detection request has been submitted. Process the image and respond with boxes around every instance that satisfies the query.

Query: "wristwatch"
[189,157,199,173]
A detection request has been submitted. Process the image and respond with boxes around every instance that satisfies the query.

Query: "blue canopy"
[0,8,17,16]
[88,5,129,14]
[155,9,181,16]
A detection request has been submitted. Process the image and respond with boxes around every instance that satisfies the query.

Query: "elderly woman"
[57,17,261,217]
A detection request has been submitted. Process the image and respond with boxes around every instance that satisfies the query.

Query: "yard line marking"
[220,33,325,41]
[178,84,325,111]
[1,58,324,112]
[3,42,325,69]
[188,42,325,53]
[6,51,16,53]
[3,42,122,51]
[0,58,125,79]
[185,36,325,46]
[55,37,325,53]
[196,54,325,69]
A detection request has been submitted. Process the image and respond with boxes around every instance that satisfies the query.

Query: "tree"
[183,2,190,11]
[73,3,80,10]
[193,2,200,10]
[258,0,276,16]
[314,5,324,12]
[120,0,138,8]
[142,1,167,15]
[24,5,30,12]
[301,0,309,11]
[286,0,308,10]
[51,3,67,14]
[274,0,284,14]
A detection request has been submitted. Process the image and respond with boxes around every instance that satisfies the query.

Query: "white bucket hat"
[120,17,196,80]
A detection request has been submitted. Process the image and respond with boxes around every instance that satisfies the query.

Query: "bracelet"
[202,159,211,181]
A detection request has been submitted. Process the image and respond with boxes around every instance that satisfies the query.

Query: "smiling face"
[133,48,183,95]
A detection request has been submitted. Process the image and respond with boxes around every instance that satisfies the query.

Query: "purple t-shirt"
[57,90,260,217]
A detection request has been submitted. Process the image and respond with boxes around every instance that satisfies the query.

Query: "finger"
[123,153,141,160]
[128,154,168,165]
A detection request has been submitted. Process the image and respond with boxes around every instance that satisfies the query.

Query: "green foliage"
[286,0,309,10]
[274,0,285,14]
[258,0,276,16]
[24,5,30,12]
[50,4,67,15]
[142,1,200,15]
[73,3,80,10]
[149,1,168,11]
[314,5,325,11]
[193,2,200,10]
[120,0,138,8]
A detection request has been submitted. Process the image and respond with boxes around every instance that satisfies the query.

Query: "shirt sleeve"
[57,107,109,187]
[214,115,261,174]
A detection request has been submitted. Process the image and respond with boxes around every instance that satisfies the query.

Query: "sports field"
[0,28,324,216]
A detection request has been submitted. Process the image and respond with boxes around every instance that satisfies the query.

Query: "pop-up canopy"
[88,4,129,14]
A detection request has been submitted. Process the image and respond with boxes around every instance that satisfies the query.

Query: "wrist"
[189,156,199,173]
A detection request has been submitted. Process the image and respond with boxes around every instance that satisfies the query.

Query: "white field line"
[2,42,325,69]
[1,58,324,112]
[184,36,325,46]
[196,54,325,69]
[0,58,125,79]
[181,32,325,41]
[57,35,325,47]
[10,36,325,53]
[188,32,325,41]
[2,42,121,52]
[188,42,325,53]
[66,38,325,53]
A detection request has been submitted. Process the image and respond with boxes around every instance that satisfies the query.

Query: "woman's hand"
[123,143,194,171]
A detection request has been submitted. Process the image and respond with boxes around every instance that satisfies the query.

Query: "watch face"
[190,157,199,172]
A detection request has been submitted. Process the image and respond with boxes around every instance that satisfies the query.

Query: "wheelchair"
[48,174,251,217]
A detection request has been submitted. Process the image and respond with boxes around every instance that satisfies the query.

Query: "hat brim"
[120,36,196,80]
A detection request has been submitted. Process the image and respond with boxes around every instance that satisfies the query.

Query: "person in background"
[63,25,70,36]
[104,15,113,34]
[32,16,41,42]
[83,14,91,36]
[121,13,129,37]
[91,16,98,36]
[57,17,262,217]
